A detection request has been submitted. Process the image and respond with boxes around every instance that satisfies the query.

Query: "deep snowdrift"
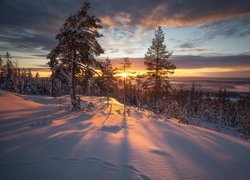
[0,90,250,180]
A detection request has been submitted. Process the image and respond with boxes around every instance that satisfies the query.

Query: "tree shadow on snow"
[100,126,122,133]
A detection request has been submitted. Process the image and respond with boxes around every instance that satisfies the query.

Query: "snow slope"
[0,90,250,180]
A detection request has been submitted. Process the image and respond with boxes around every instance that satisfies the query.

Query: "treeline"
[0,52,249,138]
[0,52,115,97]
[0,52,50,95]
[117,76,250,138]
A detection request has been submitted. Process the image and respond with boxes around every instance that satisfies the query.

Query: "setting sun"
[118,72,129,77]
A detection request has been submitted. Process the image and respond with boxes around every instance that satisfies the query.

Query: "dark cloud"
[0,0,82,53]
[201,15,250,40]
[170,55,250,69]
[0,0,250,54]
[32,54,48,58]
[27,67,49,72]
[90,0,250,27]
[176,48,208,53]
[177,42,208,53]
[179,42,195,49]
[109,55,250,70]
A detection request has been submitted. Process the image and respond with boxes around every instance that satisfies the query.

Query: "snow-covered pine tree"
[4,52,13,78]
[47,2,104,110]
[144,27,176,113]
[1,52,16,91]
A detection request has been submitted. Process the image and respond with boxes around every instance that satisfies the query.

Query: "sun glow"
[119,72,129,77]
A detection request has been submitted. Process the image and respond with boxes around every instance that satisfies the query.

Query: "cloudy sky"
[0,0,250,77]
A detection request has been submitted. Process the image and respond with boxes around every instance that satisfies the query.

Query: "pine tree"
[1,52,16,91]
[144,27,176,112]
[35,72,40,79]
[28,68,33,79]
[47,2,104,110]
[4,52,14,78]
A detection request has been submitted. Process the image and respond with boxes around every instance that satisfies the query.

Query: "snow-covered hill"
[0,90,250,180]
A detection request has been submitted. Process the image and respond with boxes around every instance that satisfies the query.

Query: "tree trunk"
[123,76,126,115]
[50,72,56,97]
[154,58,159,113]
[70,50,80,110]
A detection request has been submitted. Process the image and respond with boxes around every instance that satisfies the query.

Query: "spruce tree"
[1,52,16,91]
[144,27,176,112]
[47,2,104,110]
[4,52,14,78]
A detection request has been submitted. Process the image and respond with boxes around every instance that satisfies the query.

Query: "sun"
[118,72,129,78]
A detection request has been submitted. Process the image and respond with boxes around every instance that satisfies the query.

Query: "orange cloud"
[99,2,250,28]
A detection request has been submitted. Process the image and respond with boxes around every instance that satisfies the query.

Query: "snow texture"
[0,90,250,180]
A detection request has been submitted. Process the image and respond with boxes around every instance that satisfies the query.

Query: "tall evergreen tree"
[47,2,104,110]
[1,52,16,91]
[144,27,176,112]
[4,52,14,78]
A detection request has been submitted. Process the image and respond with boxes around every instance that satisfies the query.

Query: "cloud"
[32,54,48,58]
[109,54,250,70]
[103,48,119,54]
[201,15,250,40]
[0,0,81,54]
[170,55,250,69]
[26,67,50,71]
[176,48,208,53]
[177,42,209,53]
[179,42,195,49]
[0,0,250,57]
[90,0,250,27]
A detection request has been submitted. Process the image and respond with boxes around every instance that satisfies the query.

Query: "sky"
[0,0,250,78]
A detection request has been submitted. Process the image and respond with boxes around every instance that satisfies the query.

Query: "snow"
[0,90,250,180]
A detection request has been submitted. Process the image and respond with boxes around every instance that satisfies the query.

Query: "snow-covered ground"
[0,90,250,180]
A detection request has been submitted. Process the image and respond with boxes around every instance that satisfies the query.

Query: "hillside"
[0,90,250,180]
